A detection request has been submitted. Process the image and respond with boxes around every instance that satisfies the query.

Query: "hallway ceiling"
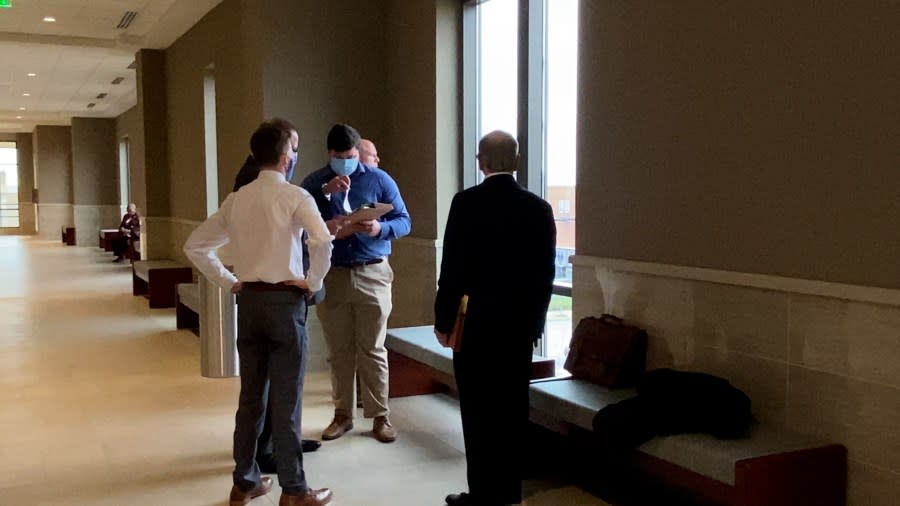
[0,0,223,133]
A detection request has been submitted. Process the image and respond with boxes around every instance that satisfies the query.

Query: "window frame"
[463,0,575,357]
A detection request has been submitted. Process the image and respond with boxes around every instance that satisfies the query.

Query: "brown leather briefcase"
[564,314,648,388]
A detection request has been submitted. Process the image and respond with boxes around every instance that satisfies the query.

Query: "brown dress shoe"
[321,415,353,440]
[279,487,334,505]
[229,476,273,506]
[373,415,397,443]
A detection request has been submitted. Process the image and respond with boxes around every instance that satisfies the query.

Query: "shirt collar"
[258,170,286,182]
[484,171,515,180]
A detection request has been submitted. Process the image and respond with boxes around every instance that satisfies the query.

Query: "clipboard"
[343,202,393,225]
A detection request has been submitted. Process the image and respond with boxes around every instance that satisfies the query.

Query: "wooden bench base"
[99,229,121,251]
[175,283,200,334]
[61,226,75,246]
[133,261,193,308]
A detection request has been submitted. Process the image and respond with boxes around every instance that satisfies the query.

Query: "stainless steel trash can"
[199,275,239,377]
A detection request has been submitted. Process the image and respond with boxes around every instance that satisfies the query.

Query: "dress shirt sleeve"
[294,191,333,292]
[376,172,412,241]
[183,195,239,290]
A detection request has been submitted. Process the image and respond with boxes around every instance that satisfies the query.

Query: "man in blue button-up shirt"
[301,124,411,444]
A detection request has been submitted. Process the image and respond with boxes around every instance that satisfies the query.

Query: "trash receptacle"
[199,275,239,378]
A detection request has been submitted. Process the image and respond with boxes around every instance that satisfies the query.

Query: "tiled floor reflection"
[0,237,612,506]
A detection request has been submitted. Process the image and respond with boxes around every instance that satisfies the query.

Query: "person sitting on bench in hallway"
[112,203,140,263]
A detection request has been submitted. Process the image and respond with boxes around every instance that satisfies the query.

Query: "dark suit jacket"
[434,174,556,346]
[233,155,259,193]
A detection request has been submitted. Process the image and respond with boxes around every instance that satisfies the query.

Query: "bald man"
[434,131,556,506]
[358,139,380,167]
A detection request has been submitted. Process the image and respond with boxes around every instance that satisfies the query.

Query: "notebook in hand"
[446,295,468,352]
[343,202,394,225]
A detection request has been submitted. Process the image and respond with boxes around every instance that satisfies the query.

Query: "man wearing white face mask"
[231,118,323,474]
[301,124,411,444]
[234,118,300,191]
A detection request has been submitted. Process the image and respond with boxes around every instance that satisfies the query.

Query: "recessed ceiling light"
[27,73,37,77]
[23,92,30,97]
[16,116,23,120]
[43,16,56,22]
[18,107,26,111]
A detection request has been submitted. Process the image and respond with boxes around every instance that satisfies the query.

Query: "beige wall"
[572,257,900,505]
[116,106,147,214]
[577,1,900,289]
[165,0,263,222]
[71,118,118,206]
[137,49,170,219]
[33,126,73,204]
[259,0,387,184]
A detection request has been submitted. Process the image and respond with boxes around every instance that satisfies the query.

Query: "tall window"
[203,65,219,217]
[465,0,579,368]
[0,141,20,228]
[119,138,131,211]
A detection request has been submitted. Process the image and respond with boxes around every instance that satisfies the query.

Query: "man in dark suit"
[434,131,557,506]
[232,118,322,473]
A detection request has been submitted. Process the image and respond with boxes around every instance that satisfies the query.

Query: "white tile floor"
[0,237,610,506]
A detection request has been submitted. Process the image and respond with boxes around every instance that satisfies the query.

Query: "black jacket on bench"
[592,368,755,451]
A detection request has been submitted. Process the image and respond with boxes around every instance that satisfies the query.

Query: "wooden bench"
[99,228,121,251]
[528,378,847,506]
[385,326,557,398]
[132,260,193,308]
[175,282,200,333]
[61,226,75,246]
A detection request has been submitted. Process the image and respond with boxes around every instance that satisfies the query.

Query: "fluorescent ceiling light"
[27,73,37,77]
[18,107,26,110]
[23,92,30,96]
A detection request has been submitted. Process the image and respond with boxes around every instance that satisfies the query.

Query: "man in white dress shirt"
[184,123,334,506]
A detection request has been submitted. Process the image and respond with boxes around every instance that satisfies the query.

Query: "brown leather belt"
[242,281,307,293]
[333,258,384,268]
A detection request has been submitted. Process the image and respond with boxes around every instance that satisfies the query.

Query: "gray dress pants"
[232,287,309,495]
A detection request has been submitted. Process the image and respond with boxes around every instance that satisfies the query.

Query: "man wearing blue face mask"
[301,123,412,444]
[234,118,300,191]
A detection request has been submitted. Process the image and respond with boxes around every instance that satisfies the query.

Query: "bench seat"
[132,260,193,308]
[175,282,200,332]
[385,326,557,397]
[99,228,121,251]
[529,377,846,505]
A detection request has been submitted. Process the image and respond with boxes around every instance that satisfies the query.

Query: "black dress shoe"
[256,453,278,474]
[445,492,475,505]
[301,439,321,452]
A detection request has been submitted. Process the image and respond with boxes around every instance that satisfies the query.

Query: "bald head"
[359,139,380,166]
[477,130,518,174]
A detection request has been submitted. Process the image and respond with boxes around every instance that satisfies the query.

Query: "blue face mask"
[330,157,358,177]
[286,150,298,181]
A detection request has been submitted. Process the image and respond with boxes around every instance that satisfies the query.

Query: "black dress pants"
[232,288,309,495]
[453,331,534,505]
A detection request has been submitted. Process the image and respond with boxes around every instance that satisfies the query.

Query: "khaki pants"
[317,260,393,419]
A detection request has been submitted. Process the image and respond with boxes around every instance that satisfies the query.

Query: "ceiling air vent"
[111,77,125,85]
[117,11,138,29]
[127,60,136,69]
[96,93,108,99]
[87,103,96,108]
